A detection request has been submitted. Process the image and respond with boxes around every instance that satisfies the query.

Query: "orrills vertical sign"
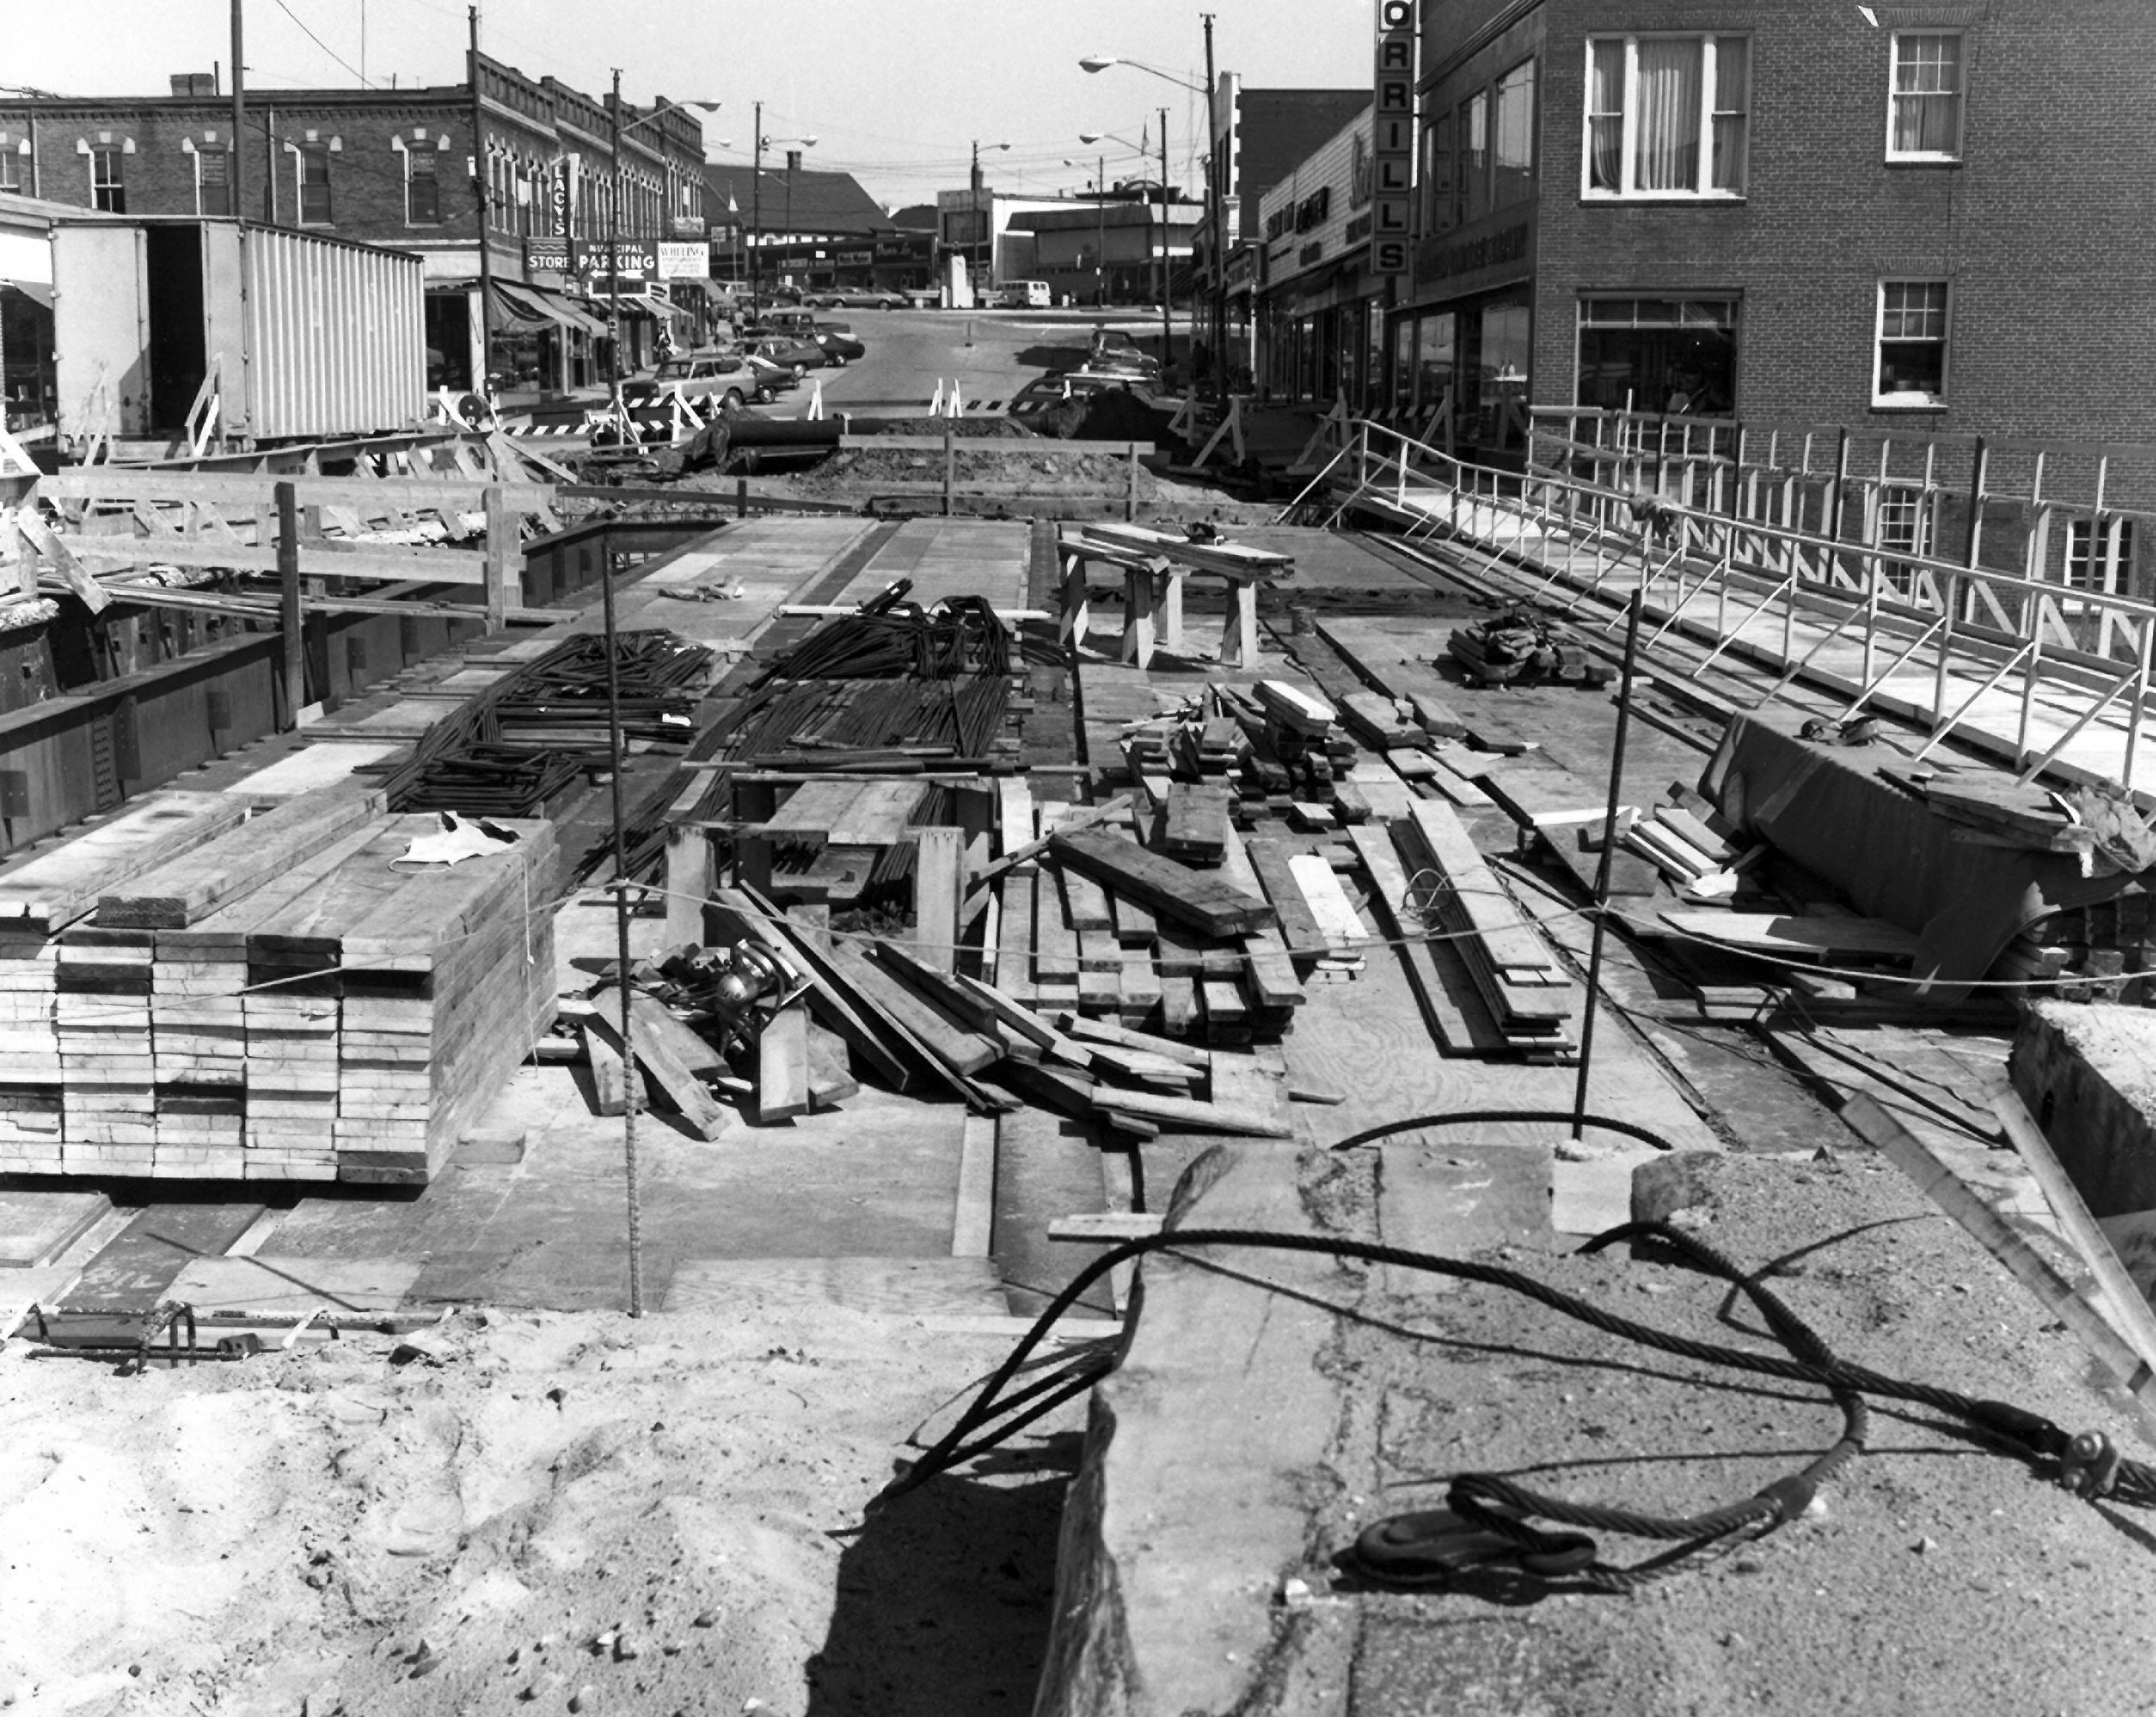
[1372,0,1417,279]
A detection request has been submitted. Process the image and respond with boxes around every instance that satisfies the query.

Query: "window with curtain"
[1584,34,1748,198]
[1460,91,1489,222]
[407,149,440,225]
[297,146,331,225]
[1493,59,1536,208]
[1875,281,1948,405]
[0,146,18,194]
[196,148,230,217]
[1889,33,1964,159]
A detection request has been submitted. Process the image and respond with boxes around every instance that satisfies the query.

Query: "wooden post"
[275,480,303,730]
[736,477,749,519]
[1219,579,1257,668]
[943,424,955,517]
[914,826,964,973]
[1122,567,1156,667]
[482,483,511,629]
[1059,550,1091,651]
[664,826,711,947]
[1162,570,1185,654]
[1126,442,1139,522]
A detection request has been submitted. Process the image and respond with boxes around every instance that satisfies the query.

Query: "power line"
[273,0,379,89]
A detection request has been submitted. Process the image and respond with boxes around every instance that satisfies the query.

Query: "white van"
[996,280,1052,309]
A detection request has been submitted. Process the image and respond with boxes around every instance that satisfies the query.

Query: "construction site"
[5,390,2156,1717]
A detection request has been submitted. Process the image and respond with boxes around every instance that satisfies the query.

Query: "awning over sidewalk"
[491,279,607,338]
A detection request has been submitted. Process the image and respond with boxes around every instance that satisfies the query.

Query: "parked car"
[748,307,827,340]
[902,287,942,309]
[806,287,904,310]
[740,350,802,396]
[745,333,827,376]
[626,350,764,409]
[1007,371,1132,420]
[812,329,866,366]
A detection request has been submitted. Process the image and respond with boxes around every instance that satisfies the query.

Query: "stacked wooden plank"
[0,795,559,1184]
[1389,799,1576,1054]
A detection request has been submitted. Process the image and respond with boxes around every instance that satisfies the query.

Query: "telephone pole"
[751,100,763,318]
[230,0,246,221]
[1204,12,1227,397]
[1158,108,1172,368]
[469,5,494,395]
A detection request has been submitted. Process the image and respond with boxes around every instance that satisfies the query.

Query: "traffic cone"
[929,379,945,415]
[948,382,965,417]
[806,378,824,421]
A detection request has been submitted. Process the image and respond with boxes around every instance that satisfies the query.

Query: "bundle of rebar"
[698,676,1008,767]
[757,594,1012,684]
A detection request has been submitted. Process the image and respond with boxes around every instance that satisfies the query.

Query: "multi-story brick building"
[1398,0,2156,466]
[0,57,710,395]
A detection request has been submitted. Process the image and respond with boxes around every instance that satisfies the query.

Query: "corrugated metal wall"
[243,227,426,441]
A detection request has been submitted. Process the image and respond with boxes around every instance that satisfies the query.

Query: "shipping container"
[51,218,425,447]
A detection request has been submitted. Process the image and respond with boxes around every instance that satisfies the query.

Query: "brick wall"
[1403,0,2156,451]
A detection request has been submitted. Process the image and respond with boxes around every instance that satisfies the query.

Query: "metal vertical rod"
[1572,587,1644,1142]
[604,67,644,1318]
[1205,11,1225,399]
[230,0,246,222]
[469,5,493,397]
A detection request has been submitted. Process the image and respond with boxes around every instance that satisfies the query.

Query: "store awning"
[495,279,607,339]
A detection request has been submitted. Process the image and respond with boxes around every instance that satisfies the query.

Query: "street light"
[1083,21,1228,397]
[971,140,1011,303]
[748,110,817,317]
[1066,156,1112,305]
[761,132,817,301]
[605,85,721,409]
[1082,122,1173,364]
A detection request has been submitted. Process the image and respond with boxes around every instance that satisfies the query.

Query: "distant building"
[1251,106,1376,409]
[1194,80,1371,383]
[701,163,930,296]
[0,58,713,397]
[1400,0,2156,468]
[1007,193,1205,309]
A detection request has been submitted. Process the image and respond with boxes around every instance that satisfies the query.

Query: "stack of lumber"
[1998,887,2156,1004]
[1388,799,1576,1055]
[1882,766,2097,858]
[0,789,557,1183]
[1116,681,1372,830]
[1619,799,1758,899]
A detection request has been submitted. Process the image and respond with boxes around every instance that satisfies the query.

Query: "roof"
[702,166,892,237]
[888,204,940,231]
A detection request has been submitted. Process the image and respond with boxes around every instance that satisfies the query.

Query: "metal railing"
[1333,414,2156,796]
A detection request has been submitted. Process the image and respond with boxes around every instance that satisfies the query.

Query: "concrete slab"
[665,1255,1007,1318]
[0,1190,110,1269]
[1376,1139,1551,1293]
[163,1254,421,1316]
[0,1265,84,1335]
[222,742,403,797]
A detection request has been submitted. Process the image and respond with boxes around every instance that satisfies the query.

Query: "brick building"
[1398,0,2156,468]
[0,58,710,395]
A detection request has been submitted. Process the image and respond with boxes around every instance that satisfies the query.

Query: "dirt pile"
[0,1306,1073,1716]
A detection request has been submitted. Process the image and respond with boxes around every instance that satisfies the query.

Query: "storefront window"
[2,288,56,431]
[1367,301,1387,412]
[1576,296,1738,415]
[1392,317,1415,416]
[1456,296,1531,454]
[1415,312,1456,422]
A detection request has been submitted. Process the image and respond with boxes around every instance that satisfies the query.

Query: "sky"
[5,0,1375,208]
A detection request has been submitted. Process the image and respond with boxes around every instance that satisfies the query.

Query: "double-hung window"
[1491,59,1536,208]
[2066,519,2134,602]
[90,145,126,213]
[1458,90,1489,223]
[406,149,440,225]
[297,146,331,225]
[1585,34,1748,199]
[0,146,19,195]
[1875,281,1949,406]
[1888,33,1964,160]
[196,148,231,217]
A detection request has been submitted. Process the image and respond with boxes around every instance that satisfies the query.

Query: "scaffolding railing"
[1335,412,2156,796]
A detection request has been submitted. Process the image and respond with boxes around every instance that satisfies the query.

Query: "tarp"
[1701,707,2145,1002]
[495,279,605,338]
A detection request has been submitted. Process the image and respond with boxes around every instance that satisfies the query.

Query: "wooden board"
[1049,829,1276,938]
[1657,910,1919,963]
[94,786,389,929]
[0,793,252,933]
[1244,839,1330,960]
[757,1003,811,1123]
[707,886,914,1090]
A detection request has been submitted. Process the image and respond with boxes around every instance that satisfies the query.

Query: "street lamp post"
[1081,41,1226,396]
[970,140,1010,304]
[1080,131,1149,310]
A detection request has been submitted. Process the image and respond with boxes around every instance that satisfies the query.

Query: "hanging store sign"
[656,241,705,280]
[1371,0,1416,280]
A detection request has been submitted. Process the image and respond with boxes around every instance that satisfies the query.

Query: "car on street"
[624,350,764,409]
[1006,371,1139,420]
[745,333,827,377]
[805,287,905,310]
[902,287,942,309]
[812,329,866,366]
[748,307,832,340]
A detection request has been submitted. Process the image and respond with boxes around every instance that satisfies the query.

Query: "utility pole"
[608,68,623,398]
[468,5,493,397]
[1204,12,1227,398]
[751,100,763,319]
[230,0,246,222]
[263,105,276,222]
[1158,107,1172,369]
[970,140,982,297]
[1096,152,1106,307]
[784,149,798,293]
